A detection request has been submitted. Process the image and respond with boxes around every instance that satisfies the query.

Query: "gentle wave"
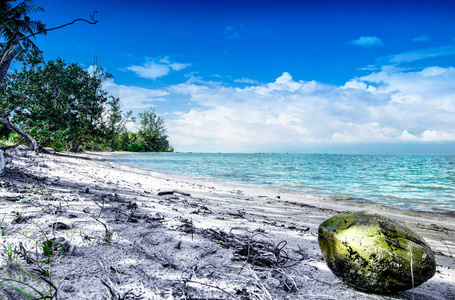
[113,153,455,214]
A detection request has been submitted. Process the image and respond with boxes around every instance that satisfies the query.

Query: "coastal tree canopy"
[138,109,172,152]
[1,57,112,151]
[0,0,98,156]
[0,56,173,153]
[0,2,172,176]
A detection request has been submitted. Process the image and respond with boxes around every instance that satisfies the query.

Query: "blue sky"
[22,0,455,153]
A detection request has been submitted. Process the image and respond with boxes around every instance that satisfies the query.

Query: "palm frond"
[12,0,45,14]
[0,0,46,46]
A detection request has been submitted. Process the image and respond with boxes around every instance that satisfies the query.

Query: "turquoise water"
[113,153,455,214]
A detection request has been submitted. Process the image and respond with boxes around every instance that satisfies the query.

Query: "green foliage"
[1,57,111,151]
[0,0,46,57]
[0,220,67,299]
[0,53,174,153]
[108,109,173,152]
[137,109,172,152]
[0,126,22,146]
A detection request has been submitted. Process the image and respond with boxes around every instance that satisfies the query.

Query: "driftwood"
[158,190,191,197]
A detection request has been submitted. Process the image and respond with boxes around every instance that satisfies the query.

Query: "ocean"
[113,153,455,214]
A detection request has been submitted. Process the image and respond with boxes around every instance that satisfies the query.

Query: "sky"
[19,0,455,153]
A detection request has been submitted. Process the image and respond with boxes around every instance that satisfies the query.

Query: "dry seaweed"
[201,229,305,270]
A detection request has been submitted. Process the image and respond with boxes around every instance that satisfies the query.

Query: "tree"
[0,0,45,155]
[104,95,134,150]
[137,109,172,152]
[1,57,112,152]
[138,109,167,137]
[0,0,46,80]
[0,0,98,155]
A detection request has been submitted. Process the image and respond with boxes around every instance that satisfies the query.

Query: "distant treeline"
[0,55,173,153]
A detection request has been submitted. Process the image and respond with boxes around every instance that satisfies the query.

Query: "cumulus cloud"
[421,130,455,141]
[102,78,169,109]
[126,56,191,79]
[349,36,384,48]
[103,64,455,152]
[161,68,455,152]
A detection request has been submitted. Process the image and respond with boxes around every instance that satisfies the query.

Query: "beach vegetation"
[0,2,173,157]
[0,220,70,299]
[0,0,98,156]
[0,55,174,153]
[109,109,173,152]
[1,55,111,152]
[0,214,5,237]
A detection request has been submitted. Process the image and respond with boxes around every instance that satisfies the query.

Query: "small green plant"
[42,239,55,258]
[0,132,23,146]
[0,242,56,299]
[0,220,68,298]
[92,216,113,244]
[1,242,14,262]
[12,212,26,224]
[0,214,5,236]
[78,230,92,244]
[106,221,113,242]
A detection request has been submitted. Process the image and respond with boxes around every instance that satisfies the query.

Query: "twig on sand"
[91,216,113,244]
[101,279,144,300]
[182,279,236,299]
[158,190,191,197]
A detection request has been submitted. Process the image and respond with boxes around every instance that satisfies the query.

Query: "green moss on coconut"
[318,211,436,294]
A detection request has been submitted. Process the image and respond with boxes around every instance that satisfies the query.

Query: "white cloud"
[349,36,384,48]
[234,77,260,84]
[359,64,379,71]
[126,56,191,79]
[359,66,455,99]
[162,68,455,152]
[421,130,455,141]
[102,78,169,109]
[400,130,419,141]
[101,64,455,152]
[412,35,431,42]
[386,44,455,64]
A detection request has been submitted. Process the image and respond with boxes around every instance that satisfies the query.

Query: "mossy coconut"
[318,211,436,294]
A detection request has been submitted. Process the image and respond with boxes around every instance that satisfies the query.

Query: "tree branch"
[0,138,25,151]
[0,117,38,154]
[16,11,99,43]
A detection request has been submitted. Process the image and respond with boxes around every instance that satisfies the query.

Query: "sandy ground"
[0,150,454,299]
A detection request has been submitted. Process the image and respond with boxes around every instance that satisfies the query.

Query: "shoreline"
[110,151,455,216]
[104,151,455,259]
[1,150,454,299]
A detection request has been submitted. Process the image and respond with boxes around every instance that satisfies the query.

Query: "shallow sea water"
[114,153,455,214]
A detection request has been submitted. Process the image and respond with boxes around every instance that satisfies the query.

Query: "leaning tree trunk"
[0,42,21,82]
[0,43,39,158]
[0,117,38,154]
[0,13,99,168]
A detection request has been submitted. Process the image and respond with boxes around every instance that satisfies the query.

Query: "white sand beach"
[1,150,454,299]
